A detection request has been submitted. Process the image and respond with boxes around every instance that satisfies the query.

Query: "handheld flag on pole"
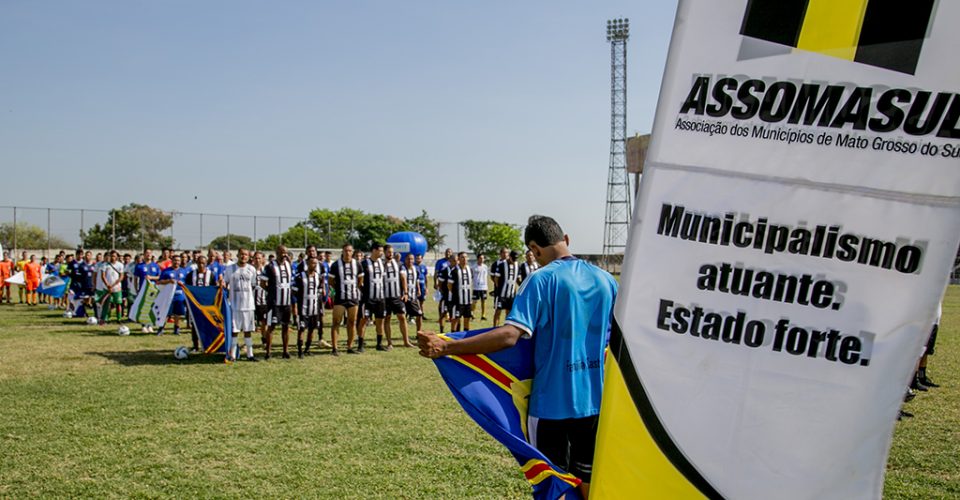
[432,329,582,500]
[38,275,68,299]
[181,285,232,354]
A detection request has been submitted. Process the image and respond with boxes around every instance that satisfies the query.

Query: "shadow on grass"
[86,349,225,366]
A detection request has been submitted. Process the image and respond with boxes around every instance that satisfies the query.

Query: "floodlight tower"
[602,18,631,272]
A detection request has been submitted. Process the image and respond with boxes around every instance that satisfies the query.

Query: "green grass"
[0,288,957,498]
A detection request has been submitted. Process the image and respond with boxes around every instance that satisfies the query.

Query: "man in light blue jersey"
[418,215,617,497]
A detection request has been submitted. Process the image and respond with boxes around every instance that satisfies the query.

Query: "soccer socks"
[244,337,254,358]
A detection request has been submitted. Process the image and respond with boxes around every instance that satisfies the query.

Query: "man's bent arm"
[419,324,524,358]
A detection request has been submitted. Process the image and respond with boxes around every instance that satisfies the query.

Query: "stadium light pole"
[602,17,632,273]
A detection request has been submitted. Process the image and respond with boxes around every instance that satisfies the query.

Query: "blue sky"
[0,1,678,253]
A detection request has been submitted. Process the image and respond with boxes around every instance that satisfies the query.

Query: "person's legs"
[332,305,345,354]
[375,317,387,351]
[397,313,411,347]
[568,415,600,497]
[345,306,359,354]
[297,323,306,358]
[383,313,393,348]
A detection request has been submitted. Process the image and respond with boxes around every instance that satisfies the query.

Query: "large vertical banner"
[592,1,959,499]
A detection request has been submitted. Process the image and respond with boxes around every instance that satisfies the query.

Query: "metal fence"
[0,205,477,260]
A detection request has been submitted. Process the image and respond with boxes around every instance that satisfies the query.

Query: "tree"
[81,203,173,250]
[207,234,254,251]
[461,220,523,260]
[405,210,444,251]
[0,222,71,251]
[255,222,322,250]
[305,208,443,251]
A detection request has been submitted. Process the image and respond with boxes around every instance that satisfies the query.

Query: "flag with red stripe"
[433,329,582,499]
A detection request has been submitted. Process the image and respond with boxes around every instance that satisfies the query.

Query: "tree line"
[1,204,526,259]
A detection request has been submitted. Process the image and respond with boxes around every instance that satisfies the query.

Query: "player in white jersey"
[97,250,125,325]
[222,248,259,362]
[471,254,489,321]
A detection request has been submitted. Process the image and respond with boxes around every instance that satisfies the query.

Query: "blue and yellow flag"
[182,285,232,354]
[433,329,582,500]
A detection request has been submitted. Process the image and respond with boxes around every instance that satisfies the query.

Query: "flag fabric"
[38,275,68,299]
[5,271,25,286]
[432,328,582,500]
[591,2,960,499]
[181,285,232,354]
[150,284,175,328]
[128,282,159,324]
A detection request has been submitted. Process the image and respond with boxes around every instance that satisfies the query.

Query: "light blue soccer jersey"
[505,256,618,420]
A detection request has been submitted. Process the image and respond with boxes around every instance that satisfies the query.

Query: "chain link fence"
[0,206,481,261]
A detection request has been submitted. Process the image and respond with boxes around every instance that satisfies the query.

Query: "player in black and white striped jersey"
[382,244,413,348]
[518,249,540,284]
[491,249,519,327]
[359,244,390,351]
[403,253,423,333]
[293,256,325,358]
[261,245,294,359]
[329,244,361,356]
[446,252,474,332]
[253,251,269,347]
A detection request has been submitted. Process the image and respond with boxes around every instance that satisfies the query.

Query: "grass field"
[0,287,957,498]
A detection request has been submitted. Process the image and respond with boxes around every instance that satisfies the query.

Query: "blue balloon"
[387,231,428,260]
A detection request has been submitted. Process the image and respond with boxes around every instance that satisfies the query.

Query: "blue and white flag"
[38,275,68,299]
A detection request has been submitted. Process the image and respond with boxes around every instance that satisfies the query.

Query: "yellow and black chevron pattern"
[740,0,935,74]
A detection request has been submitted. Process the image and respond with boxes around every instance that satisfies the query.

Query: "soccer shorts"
[364,299,387,319]
[527,414,600,482]
[451,304,473,320]
[405,299,423,317]
[298,314,321,331]
[334,298,359,309]
[169,300,187,316]
[271,305,292,326]
[418,282,426,300]
[255,304,270,324]
[234,310,256,333]
[496,296,514,311]
[26,280,40,292]
[472,290,487,301]
[384,297,406,316]
[107,291,122,305]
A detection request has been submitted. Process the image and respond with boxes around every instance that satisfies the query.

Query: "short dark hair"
[524,215,564,247]
[370,242,383,251]
[509,250,519,261]
[383,244,393,251]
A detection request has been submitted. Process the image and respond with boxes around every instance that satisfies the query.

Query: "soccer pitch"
[0,289,957,498]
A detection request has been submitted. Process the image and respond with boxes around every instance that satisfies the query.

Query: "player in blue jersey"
[157,254,188,336]
[415,254,428,319]
[419,215,617,497]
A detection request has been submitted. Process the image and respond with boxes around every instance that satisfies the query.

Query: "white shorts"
[233,310,255,333]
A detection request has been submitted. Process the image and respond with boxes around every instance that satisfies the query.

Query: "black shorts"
[255,304,269,323]
[451,304,473,320]
[334,298,359,309]
[299,314,321,331]
[384,297,406,316]
[271,305,292,326]
[472,290,487,301]
[926,323,938,356]
[364,299,387,319]
[496,296,514,311]
[528,414,599,482]
[405,299,422,317]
